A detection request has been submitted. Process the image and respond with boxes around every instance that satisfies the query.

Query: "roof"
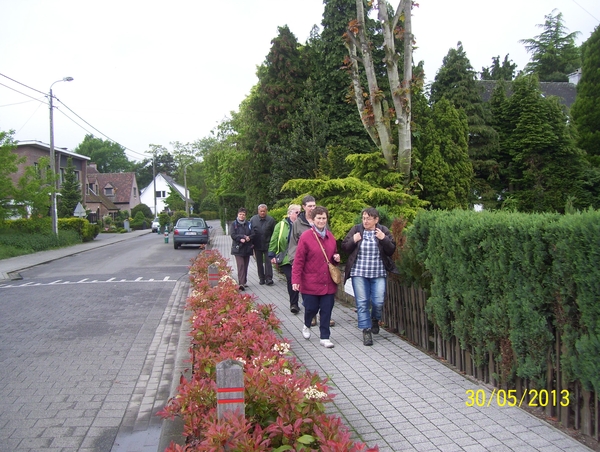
[16,140,91,161]
[95,172,137,204]
[140,172,190,201]
[85,192,119,211]
[477,80,577,108]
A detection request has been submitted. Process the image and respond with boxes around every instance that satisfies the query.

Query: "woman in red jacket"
[292,206,340,348]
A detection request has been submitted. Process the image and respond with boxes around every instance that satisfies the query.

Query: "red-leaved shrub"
[158,250,378,451]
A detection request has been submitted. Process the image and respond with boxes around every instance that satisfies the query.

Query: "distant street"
[0,232,203,451]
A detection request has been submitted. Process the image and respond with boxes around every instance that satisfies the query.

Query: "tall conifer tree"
[570,26,600,165]
[430,43,499,208]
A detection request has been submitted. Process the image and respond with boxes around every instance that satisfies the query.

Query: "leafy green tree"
[13,156,55,218]
[519,9,581,82]
[75,134,133,173]
[430,42,499,207]
[570,25,600,165]
[481,55,518,81]
[164,189,185,212]
[58,158,82,218]
[133,145,176,189]
[282,152,428,238]
[417,99,472,209]
[0,129,20,220]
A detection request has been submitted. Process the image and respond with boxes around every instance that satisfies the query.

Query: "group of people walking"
[230,197,397,348]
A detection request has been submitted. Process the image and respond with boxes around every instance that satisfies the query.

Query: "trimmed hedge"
[402,209,599,392]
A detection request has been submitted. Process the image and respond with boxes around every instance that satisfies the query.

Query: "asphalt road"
[0,232,201,451]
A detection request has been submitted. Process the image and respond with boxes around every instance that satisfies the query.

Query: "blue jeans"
[352,276,386,330]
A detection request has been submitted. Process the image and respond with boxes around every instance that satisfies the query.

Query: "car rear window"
[177,219,206,228]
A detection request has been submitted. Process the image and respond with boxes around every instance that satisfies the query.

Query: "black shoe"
[266,279,274,286]
[363,328,373,346]
[372,319,380,334]
[259,280,265,285]
[290,305,300,314]
[239,285,245,291]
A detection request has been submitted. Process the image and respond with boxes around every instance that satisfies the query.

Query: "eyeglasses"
[362,216,376,221]
[294,211,301,215]
[305,204,316,208]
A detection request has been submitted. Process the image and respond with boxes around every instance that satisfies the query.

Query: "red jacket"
[292,228,339,295]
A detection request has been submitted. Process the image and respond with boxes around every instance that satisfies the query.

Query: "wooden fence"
[377,273,599,442]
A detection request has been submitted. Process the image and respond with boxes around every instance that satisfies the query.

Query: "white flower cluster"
[219,275,235,283]
[282,368,292,375]
[272,343,290,355]
[235,357,247,366]
[303,385,328,400]
[219,318,228,325]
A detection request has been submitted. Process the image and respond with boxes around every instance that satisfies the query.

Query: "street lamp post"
[49,76,74,236]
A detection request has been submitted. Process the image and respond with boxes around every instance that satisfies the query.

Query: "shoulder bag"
[312,229,342,285]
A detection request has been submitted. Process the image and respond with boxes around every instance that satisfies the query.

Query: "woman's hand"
[292,283,300,291]
[374,228,385,240]
[353,232,362,243]
[333,253,340,263]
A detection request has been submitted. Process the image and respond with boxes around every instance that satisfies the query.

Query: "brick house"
[11,140,90,201]
[85,163,140,221]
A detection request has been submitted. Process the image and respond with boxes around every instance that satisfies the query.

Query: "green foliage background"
[403,209,599,391]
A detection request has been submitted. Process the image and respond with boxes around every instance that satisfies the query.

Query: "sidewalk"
[209,223,591,452]
[0,229,154,281]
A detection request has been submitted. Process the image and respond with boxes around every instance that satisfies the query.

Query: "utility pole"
[152,153,157,216]
[184,165,189,216]
[48,77,73,236]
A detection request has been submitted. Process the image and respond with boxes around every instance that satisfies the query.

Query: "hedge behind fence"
[404,209,599,392]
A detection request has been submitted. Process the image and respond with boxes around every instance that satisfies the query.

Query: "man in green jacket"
[269,204,301,313]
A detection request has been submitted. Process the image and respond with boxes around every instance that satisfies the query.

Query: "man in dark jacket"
[249,204,276,285]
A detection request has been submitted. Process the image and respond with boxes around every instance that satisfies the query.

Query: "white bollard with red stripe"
[216,359,245,419]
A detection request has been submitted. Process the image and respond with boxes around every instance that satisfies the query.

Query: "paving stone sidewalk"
[209,222,591,452]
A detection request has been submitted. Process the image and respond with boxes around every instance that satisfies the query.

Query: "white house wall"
[140,174,189,215]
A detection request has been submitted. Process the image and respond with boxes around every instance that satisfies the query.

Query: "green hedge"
[402,209,599,391]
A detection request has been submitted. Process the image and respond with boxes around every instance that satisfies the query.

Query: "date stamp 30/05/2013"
[465,389,570,408]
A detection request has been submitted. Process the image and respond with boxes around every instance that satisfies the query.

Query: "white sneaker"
[320,339,334,348]
[302,325,311,339]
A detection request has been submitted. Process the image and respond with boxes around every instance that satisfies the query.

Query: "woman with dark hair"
[341,207,396,346]
[230,207,255,290]
[292,206,340,348]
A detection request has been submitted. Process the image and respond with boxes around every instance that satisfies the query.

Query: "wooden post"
[216,359,244,420]
[208,264,220,288]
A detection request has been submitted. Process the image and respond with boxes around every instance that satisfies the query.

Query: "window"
[155,190,166,198]
[133,187,137,197]
[104,187,114,196]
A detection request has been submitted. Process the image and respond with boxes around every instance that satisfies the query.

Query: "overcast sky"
[1,0,598,163]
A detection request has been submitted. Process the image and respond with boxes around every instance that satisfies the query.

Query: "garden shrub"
[401,208,599,390]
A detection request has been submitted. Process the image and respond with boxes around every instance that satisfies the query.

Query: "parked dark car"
[173,217,211,249]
